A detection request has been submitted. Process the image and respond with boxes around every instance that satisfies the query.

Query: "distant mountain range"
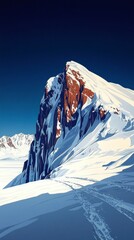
[0,133,34,159]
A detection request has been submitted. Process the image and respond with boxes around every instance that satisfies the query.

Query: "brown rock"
[7,138,16,148]
[65,67,94,121]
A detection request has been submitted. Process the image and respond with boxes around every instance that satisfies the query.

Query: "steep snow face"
[0,134,34,159]
[8,61,134,187]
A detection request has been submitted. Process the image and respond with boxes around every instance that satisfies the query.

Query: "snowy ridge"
[67,61,134,117]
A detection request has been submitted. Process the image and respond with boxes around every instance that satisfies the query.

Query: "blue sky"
[0,0,134,136]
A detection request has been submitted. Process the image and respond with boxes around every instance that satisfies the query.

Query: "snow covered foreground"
[0,169,134,239]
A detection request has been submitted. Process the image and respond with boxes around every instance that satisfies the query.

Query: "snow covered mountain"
[8,61,134,187]
[0,133,34,159]
[1,61,134,240]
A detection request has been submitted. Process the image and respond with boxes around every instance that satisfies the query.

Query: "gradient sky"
[0,0,134,137]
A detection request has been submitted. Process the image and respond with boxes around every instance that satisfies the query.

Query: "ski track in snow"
[66,176,134,194]
[63,178,134,222]
[54,178,114,240]
[54,175,134,240]
[93,182,134,194]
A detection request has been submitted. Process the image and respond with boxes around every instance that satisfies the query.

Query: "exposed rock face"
[7,138,16,148]
[21,62,108,184]
[64,65,94,122]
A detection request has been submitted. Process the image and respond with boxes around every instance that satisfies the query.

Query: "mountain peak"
[7,61,134,187]
[66,60,87,70]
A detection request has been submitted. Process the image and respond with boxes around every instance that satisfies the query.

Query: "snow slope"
[0,61,134,239]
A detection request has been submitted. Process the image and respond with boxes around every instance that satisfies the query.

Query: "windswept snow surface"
[0,61,134,239]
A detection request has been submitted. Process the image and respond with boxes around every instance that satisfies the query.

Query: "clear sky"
[0,0,134,137]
